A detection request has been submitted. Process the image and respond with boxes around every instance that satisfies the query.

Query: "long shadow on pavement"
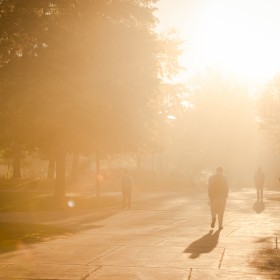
[252,201,265,213]
[0,210,120,255]
[0,222,74,254]
[184,229,221,258]
[0,193,123,255]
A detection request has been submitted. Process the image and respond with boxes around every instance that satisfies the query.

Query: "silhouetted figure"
[208,167,228,229]
[121,170,133,209]
[254,167,265,202]
[184,229,221,258]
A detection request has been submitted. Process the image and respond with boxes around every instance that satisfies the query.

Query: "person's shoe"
[211,219,216,228]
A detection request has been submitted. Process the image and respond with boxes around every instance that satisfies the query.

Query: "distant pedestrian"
[208,167,229,230]
[254,167,265,202]
[121,170,133,209]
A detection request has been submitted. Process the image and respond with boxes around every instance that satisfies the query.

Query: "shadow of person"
[253,201,265,213]
[184,229,221,259]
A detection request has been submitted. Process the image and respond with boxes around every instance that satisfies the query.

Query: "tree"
[160,69,256,186]
[0,0,182,202]
[0,0,54,178]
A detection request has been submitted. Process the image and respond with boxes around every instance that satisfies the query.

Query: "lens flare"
[67,200,75,208]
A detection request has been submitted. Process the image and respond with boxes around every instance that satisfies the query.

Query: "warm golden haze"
[0,1,280,279]
[0,0,279,200]
[158,0,280,83]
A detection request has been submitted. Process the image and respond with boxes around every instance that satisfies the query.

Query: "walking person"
[254,167,265,202]
[121,170,133,209]
[208,167,229,230]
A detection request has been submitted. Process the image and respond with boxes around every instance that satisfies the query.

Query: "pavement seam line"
[90,264,192,269]
[80,265,102,280]
[157,224,179,233]
[218,248,226,269]
[153,235,174,245]
[226,228,240,236]
[87,245,125,265]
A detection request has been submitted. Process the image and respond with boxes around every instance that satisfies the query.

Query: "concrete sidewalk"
[0,189,279,279]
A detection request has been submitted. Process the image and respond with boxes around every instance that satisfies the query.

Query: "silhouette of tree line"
[0,0,182,203]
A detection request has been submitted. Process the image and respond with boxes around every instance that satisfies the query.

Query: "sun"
[190,4,280,82]
[157,0,280,84]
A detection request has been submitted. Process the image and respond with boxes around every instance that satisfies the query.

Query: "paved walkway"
[0,189,279,279]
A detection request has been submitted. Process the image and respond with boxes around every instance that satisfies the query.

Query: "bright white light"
[157,0,280,84]
[191,4,280,82]
[181,100,193,108]
[167,115,176,120]
[188,1,280,82]
[67,200,75,208]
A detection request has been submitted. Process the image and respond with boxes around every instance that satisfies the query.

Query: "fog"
[0,0,279,198]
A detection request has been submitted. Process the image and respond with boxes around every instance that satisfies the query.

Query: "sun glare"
[158,0,280,83]
[191,3,280,82]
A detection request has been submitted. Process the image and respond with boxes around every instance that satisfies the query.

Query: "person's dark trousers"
[122,190,131,208]
[210,198,226,228]
[257,187,263,202]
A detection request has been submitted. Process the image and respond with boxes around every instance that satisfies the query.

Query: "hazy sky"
[156,0,280,84]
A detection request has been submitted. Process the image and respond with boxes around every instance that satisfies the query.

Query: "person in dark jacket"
[121,170,134,209]
[208,167,228,229]
[254,167,265,202]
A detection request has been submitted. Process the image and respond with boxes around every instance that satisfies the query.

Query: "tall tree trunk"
[55,147,66,205]
[12,141,21,179]
[95,150,100,198]
[136,153,142,171]
[70,152,79,183]
[47,145,56,179]
[159,152,163,173]
[151,153,154,172]
[7,159,11,179]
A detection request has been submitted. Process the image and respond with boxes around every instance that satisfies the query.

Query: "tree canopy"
[0,0,182,199]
